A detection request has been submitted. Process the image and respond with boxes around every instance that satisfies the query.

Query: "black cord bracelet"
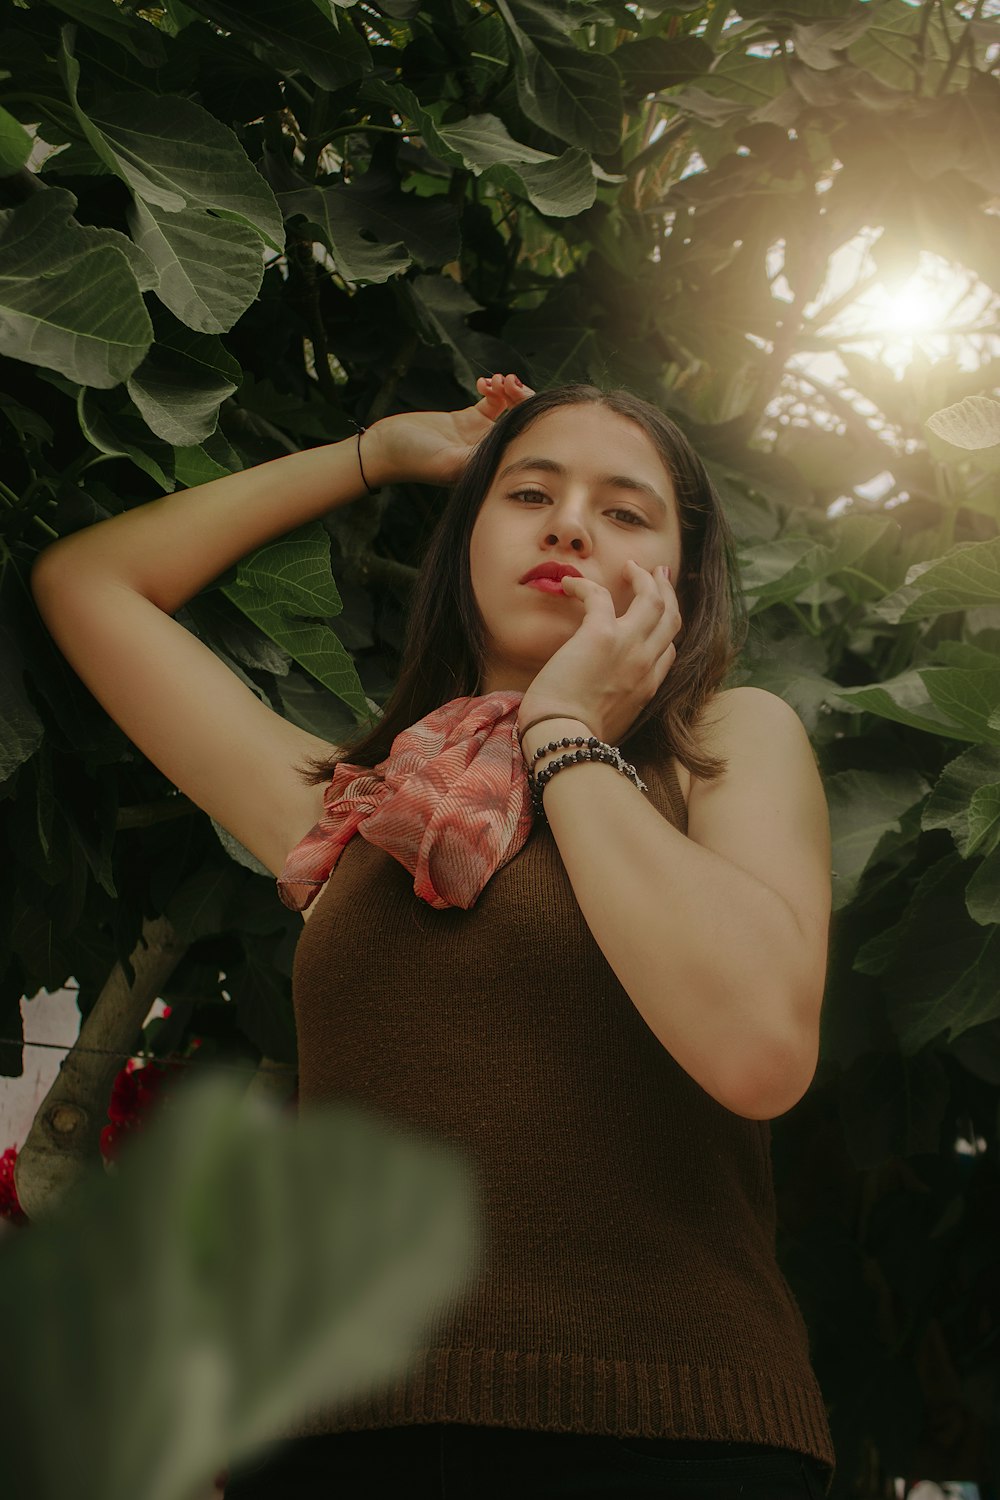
[349,419,380,495]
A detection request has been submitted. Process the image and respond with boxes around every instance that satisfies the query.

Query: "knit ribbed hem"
[279,1348,836,1477]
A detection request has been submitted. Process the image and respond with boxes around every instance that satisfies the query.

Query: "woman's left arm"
[521,687,832,1121]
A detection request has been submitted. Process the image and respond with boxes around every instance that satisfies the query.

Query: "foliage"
[1,0,999,1491]
[0,1069,480,1500]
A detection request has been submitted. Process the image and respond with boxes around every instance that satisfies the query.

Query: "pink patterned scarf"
[277,691,535,913]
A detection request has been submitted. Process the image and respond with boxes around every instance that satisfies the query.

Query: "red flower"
[0,1146,29,1227]
[101,1056,189,1165]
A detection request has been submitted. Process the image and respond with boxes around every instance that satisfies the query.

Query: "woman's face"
[469,404,683,695]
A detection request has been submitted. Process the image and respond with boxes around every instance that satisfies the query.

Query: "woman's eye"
[508,489,647,527]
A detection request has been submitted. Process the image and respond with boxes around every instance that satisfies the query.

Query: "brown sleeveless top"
[283,748,835,1478]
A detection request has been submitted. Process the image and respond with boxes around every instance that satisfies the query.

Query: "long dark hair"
[296,383,749,786]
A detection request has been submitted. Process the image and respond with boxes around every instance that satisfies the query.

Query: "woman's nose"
[544,515,590,552]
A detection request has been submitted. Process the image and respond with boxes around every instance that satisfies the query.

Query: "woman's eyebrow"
[496,456,669,516]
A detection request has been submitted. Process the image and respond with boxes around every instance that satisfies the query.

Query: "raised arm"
[29,374,534,884]
[33,427,389,615]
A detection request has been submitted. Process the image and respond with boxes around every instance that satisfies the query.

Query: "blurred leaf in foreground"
[0,1071,482,1500]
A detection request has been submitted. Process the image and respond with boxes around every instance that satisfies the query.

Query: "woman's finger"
[621,563,681,660]
[655,640,679,681]
[559,573,616,622]
[648,566,682,642]
[475,372,533,409]
[474,376,507,410]
[620,559,667,619]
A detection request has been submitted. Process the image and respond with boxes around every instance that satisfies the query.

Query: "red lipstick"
[519,562,583,587]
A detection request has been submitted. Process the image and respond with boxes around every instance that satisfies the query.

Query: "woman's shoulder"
[669,685,793,813]
[692,684,787,737]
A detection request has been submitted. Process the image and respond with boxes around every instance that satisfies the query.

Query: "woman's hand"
[363,373,535,488]
[518,561,682,751]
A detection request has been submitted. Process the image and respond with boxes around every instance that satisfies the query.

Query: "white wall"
[0,984,82,1240]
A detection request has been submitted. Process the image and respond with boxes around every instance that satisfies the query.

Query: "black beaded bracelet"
[528,734,604,770]
[528,739,647,820]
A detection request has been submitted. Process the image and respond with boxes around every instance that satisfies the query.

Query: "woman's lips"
[523,578,571,594]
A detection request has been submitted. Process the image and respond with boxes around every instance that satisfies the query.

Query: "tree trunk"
[14,914,187,1220]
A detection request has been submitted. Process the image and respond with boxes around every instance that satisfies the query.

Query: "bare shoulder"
[686,686,820,802]
[685,685,831,941]
[672,686,782,807]
[693,685,808,757]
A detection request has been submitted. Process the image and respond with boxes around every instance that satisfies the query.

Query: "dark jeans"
[223,1423,834,1498]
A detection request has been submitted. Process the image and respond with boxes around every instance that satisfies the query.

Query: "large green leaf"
[495,0,575,41]
[221,526,371,719]
[182,592,291,679]
[734,629,841,733]
[265,148,462,285]
[736,0,861,16]
[0,616,45,782]
[0,106,33,175]
[360,80,597,217]
[221,928,299,1060]
[183,0,372,91]
[0,1072,480,1500]
[46,0,168,67]
[870,537,1000,624]
[658,85,747,128]
[825,766,930,911]
[828,668,982,743]
[275,663,363,748]
[847,0,957,95]
[919,665,1000,746]
[127,316,243,446]
[737,535,830,607]
[672,48,795,132]
[395,273,524,395]
[97,223,158,291]
[487,147,597,217]
[285,163,459,275]
[0,188,152,388]
[77,385,176,492]
[613,36,713,100]
[855,854,1000,1053]
[502,281,604,387]
[789,13,875,69]
[59,26,284,251]
[923,743,1000,861]
[173,424,245,488]
[964,842,1000,928]
[127,196,266,334]
[925,395,1000,452]
[494,0,623,155]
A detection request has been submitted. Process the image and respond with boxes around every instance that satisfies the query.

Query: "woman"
[30,375,834,1498]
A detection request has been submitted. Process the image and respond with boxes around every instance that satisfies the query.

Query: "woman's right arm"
[29,430,395,885]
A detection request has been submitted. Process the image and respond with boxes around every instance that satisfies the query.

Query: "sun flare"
[875,276,950,335]
[800,234,997,376]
